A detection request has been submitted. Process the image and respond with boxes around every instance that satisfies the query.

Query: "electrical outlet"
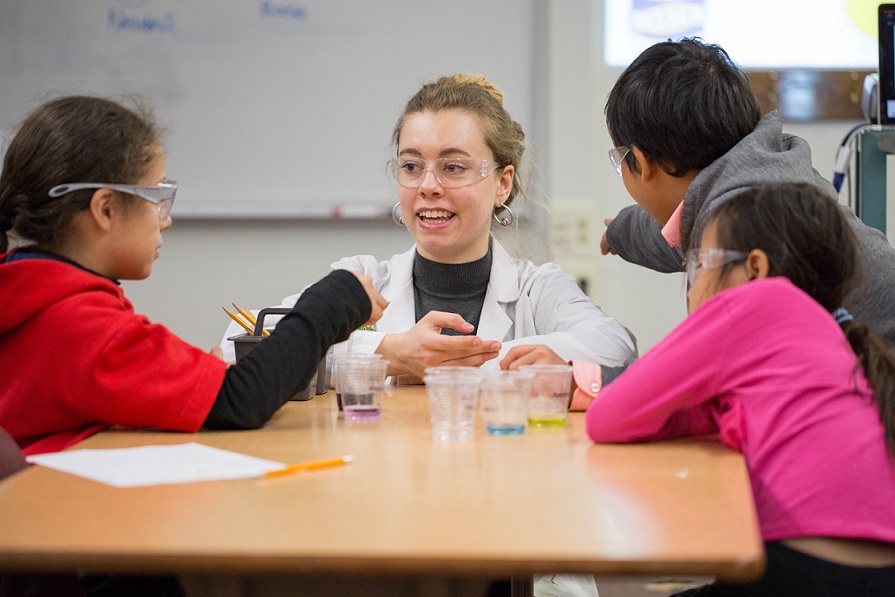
[550,202,600,256]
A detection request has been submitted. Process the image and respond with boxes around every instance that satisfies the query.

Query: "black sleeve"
[204,270,370,429]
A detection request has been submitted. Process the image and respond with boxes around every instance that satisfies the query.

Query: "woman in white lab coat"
[222,75,636,380]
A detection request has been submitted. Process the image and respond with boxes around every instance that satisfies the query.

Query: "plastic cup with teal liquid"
[480,370,535,436]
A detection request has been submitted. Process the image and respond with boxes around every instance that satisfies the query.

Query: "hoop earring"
[493,204,513,227]
[391,202,405,227]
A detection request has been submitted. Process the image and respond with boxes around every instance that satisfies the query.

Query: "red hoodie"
[0,249,226,455]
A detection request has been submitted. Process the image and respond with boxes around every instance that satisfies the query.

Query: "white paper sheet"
[26,442,285,488]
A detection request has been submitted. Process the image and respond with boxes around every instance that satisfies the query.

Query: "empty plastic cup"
[423,373,482,441]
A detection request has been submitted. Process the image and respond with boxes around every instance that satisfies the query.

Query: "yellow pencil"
[222,306,254,334]
[232,303,270,336]
[264,454,355,478]
[232,303,258,325]
[222,306,270,337]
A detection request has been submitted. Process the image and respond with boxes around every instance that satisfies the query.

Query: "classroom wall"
[121,0,874,353]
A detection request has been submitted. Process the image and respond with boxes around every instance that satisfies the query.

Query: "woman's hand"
[501,345,577,404]
[351,271,389,326]
[377,311,501,378]
[500,344,568,369]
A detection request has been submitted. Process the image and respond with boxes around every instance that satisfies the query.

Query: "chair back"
[0,427,27,481]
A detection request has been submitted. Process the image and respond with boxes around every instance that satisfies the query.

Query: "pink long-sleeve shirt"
[584,277,895,543]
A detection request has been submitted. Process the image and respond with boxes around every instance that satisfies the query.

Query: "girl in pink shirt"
[509,183,895,596]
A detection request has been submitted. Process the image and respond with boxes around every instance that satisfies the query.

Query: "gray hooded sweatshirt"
[606,111,895,347]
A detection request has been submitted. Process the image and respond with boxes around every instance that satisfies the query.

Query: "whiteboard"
[0,1,541,218]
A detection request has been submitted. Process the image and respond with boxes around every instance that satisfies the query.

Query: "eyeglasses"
[48,180,177,222]
[685,248,748,286]
[608,145,631,176]
[389,157,501,188]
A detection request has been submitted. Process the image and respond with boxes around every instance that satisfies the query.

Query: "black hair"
[605,37,761,176]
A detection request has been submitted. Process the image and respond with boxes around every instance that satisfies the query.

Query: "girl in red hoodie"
[0,95,387,456]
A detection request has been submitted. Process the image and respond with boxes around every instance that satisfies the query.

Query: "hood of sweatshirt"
[680,111,836,251]
[0,249,125,336]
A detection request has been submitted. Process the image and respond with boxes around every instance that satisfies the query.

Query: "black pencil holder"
[228,307,327,401]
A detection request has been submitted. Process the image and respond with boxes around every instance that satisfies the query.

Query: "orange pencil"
[264,454,355,478]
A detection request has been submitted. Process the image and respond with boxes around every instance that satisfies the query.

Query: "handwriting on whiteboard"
[107,7,176,34]
[259,2,307,20]
[105,3,306,35]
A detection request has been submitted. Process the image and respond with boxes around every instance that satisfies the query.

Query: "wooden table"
[0,387,764,596]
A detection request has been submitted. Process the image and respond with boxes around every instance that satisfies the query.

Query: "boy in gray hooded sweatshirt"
[602,37,895,348]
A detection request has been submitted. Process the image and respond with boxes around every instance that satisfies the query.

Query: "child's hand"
[500,345,568,369]
[209,346,223,359]
[600,218,617,255]
[350,271,389,326]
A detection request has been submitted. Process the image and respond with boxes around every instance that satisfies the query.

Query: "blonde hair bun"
[451,74,503,105]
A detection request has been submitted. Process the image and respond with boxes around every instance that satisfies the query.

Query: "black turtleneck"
[413,248,492,335]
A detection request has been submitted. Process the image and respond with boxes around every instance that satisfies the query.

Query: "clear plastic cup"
[520,364,573,428]
[423,373,482,441]
[339,358,389,421]
[333,353,384,412]
[424,366,484,378]
[480,370,534,436]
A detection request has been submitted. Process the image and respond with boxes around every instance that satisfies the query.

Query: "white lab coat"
[221,240,637,369]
